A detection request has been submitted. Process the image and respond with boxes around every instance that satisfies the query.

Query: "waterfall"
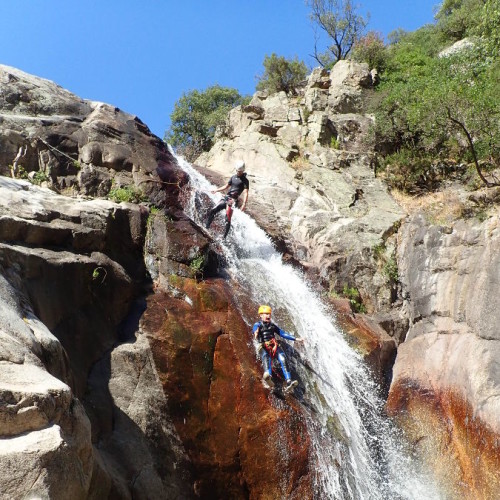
[173,152,441,499]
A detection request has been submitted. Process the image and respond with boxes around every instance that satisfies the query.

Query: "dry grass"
[391,187,467,225]
[290,155,311,172]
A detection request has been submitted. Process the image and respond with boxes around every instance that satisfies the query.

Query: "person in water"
[252,305,303,391]
[205,160,249,238]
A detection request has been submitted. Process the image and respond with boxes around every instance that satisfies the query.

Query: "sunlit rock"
[388,213,500,497]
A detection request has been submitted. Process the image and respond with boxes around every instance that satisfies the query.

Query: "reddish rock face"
[142,278,314,499]
[387,381,500,499]
[328,298,397,390]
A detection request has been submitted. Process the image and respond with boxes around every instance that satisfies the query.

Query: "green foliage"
[342,284,366,313]
[472,0,500,60]
[351,31,387,71]
[189,254,205,277]
[12,165,29,179]
[330,135,340,149]
[165,85,247,162]
[92,267,107,284]
[435,0,485,41]
[32,171,49,185]
[108,185,147,203]
[372,242,385,259]
[256,53,308,95]
[307,0,368,67]
[372,243,399,284]
[383,256,399,282]
[373,6,500,192]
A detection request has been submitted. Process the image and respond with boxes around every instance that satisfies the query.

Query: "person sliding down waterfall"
[253,305,303,392]
[205,160,249,238]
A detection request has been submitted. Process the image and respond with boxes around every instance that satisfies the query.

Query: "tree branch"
[447,108,498,187]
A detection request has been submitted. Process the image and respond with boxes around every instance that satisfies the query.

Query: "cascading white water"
[174,152,441,499]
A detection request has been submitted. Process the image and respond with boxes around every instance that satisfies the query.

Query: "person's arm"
[252,322,261,340]
[277,326,304,343]
[211,183,229,194]
[240,188,248,211]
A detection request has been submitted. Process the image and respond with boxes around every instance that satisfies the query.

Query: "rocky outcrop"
[388,212,500,498]
[0,176,194,498]
[196,60,405,318]
[0,64,182,206]
[0,266,92,499]
[0,66,320,498]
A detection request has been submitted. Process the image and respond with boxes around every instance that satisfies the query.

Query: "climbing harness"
[263,338,279,357]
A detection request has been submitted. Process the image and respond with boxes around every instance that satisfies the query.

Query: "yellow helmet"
[258,305,272,315]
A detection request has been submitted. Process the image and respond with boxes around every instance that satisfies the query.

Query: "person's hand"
[240,203,246,212]
[294,338,305,345]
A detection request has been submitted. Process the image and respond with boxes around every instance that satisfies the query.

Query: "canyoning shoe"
[284,379,298,393]
[263,372,274,388]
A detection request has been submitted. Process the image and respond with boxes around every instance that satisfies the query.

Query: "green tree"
[374,38,499,191]
[472,0,500,60]
[165,85,246,161]
[256,53,308,95]
[307,0,368,67]
[435,0,485,42]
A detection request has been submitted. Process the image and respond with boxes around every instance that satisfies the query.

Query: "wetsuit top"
[252,321,296,343]
[227,173,249,199]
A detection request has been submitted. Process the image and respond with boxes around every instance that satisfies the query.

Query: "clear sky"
[0,1,439,139]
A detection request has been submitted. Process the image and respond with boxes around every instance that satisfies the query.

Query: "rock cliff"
[0,65,318,498]
[196,60,500,497]
[387,212,500,498]
[1,61,499,499]
[196,61,405,328]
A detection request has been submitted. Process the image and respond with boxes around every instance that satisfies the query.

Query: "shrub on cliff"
[372,0,499,192]
[351,31,387,71]
[435,0,486,42]
[256,53,308,95]
[165,85,247,162]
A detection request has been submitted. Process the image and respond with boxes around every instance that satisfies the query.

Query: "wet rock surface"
[196,60,405,322]
[1,63,500,500]
[388,213,500,498]
[142,279,313,499]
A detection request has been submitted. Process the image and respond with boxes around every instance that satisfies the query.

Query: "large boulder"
[0,64,183,207]
[388,212,500,498]
[0,176,193,498]
[328,60,374,113]
[196,61,404,317]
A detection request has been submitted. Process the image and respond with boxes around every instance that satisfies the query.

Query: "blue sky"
[0,1,439,138]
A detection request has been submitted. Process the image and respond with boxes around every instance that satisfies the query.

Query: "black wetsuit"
[205,173,249,237]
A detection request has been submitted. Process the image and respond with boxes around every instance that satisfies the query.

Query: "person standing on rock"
[253,305,303,392]
[205,160,248,238]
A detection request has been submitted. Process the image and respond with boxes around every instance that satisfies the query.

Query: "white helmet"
[234,160,245,173]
